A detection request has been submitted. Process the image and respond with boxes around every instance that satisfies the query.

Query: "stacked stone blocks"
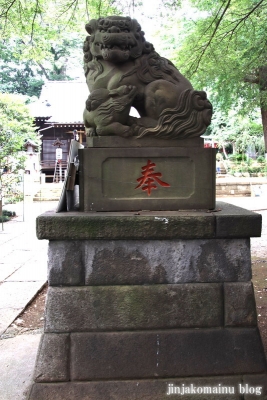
[29,202,267,399]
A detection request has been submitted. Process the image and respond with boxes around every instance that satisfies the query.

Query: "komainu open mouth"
[99,43,133,51]
[102,45,131,61]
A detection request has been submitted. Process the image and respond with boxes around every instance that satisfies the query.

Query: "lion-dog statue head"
[84,16,153,65]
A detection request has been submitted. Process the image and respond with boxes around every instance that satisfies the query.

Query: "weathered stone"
[29,376,243,400]
[87,136,204,148]
[36,203,262,240]
[215,202,262,237]
[37,210,216,240]
[48,241,84,286]
[243,374,267,399]
[79,147,216,211]
[70,329,266,380]
[84,238,251,284]
[45,284,223,332]
[34,333,70,382]
[224,282,257,326]
[47,238,251,285]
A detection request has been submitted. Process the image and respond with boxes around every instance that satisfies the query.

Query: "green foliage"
[0,92,40,203]
[257,155,266,163]
[31,31,85,82]
[0,40,44,97]
[4,191,23,204]
[2,210,16,217]
[168,0,267,151]
[0,33,85,96]
[228,154,247,162]
[0,209,16,222]
[0,215,9,222]
[0,0,124,95]
[0,0,122,41]
[177,0,267,84]
[248,165,262,174]
[208,107,265,156]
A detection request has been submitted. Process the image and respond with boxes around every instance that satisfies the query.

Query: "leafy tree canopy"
[0,92,41,202]
[175,0,267,106]
[0,0,175,97]
[210,108,264,156]
[171,0,267,150]
[0,0,122,41]
[0,40,44,97]
[0,0,125,96]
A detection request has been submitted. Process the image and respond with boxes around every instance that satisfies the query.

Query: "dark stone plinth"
[33,330,266,383]
[34,333,70,382]
[79,146,216,211]
[30,376,247,400]
[243,375,267,399]
[30,376,245,400]
[216,202,262,237]
[70,329,265,380]
[37,202,262,240]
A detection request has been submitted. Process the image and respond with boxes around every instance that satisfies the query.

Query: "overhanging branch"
[191,0,232,74]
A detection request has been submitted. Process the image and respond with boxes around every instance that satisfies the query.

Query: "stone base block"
[37,202,262,241]
[79,146,216,211]
[34,333,70,383]
[225,282,257,326]
[29,376,266,400]
[86,136,205,148]
[44,282,257,332]
[244,375,267,399]
[33,329,266,383]
[45,284,224,332]
[48,238,252,286]
[70,329,266,380]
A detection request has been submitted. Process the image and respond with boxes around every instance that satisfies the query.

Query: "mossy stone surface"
[36,202,261,240]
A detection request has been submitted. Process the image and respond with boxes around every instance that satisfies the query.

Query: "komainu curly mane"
[83,16,212,139]
[136,90,212,139]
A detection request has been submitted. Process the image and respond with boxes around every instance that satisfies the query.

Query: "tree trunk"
[222,144,228,159]
[260,107,267,154]
[0,199,3,231]
[259,66,267,153]
[37,62,50,80]
[232,143,236,154]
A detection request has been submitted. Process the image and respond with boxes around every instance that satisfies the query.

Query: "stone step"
[33,185,63,201]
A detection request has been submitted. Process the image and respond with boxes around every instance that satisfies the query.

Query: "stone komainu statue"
[83,16,212,139]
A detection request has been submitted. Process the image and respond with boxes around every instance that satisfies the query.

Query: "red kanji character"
[135,159,170,196]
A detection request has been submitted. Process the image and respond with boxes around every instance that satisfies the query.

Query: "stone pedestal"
[79,137,216,211]
[29,202,267,399]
